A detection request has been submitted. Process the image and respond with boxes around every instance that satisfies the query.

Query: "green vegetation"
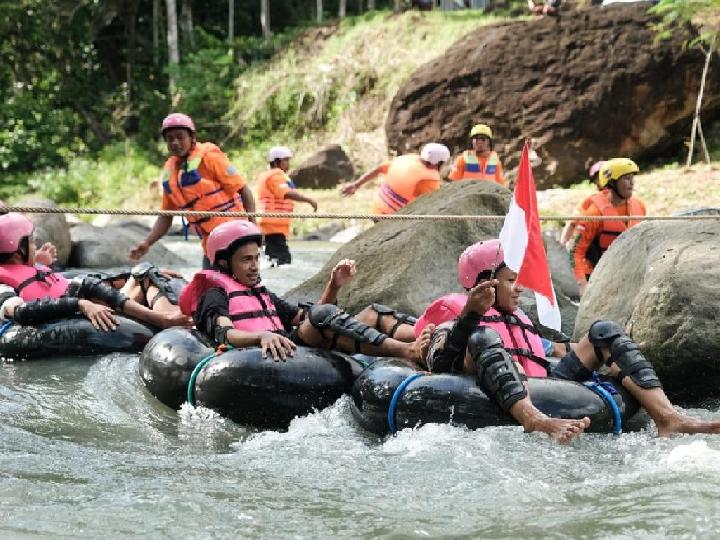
[3,8,503,209]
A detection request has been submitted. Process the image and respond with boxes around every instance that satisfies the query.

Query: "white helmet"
[268,146,293,162]
[420,143,451,165]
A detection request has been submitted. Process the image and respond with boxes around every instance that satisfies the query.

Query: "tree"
[166,0,180,95]
[228,0,235,42]
[651,0,720,166]
[317,0,323,23]
[260,0,271,38]
[339,0,346,17]
[180,0,196,49]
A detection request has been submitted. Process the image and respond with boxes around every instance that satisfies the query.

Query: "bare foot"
[525,415,590,443]
[405,324,435,368]
[655,412,720,437]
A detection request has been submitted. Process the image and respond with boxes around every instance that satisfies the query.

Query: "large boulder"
[69,221,190,268]
[16,197,72,267]
[386,2,720,188]
[574,220,720,401]
[289,145,355,189]
[285,181,509,316]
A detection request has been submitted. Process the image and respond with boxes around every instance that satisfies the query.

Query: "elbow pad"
[66,277,128,311]
[13,297,80,325]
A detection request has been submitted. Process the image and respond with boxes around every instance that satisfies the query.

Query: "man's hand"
[330,259,356,289]
[260,331,297,361]
[339,182,358,197]
[129,240,150,262]
[463,279,498,316]
[78,299,117,332]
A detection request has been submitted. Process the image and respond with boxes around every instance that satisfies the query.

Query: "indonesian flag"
[499,141,561,331]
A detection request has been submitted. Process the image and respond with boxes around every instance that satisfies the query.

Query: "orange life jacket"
[161,142,245,239]
[256,168,295,233]
[458,150,501,182]
[589,192,645,253]
[371,155,439,215]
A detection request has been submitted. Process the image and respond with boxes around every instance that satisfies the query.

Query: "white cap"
[420,143,450,165]
[268,146,293,162]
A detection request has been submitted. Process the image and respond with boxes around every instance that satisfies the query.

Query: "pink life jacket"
[0,264,69,301]
[415,293,548,377]
[179,269,284,333]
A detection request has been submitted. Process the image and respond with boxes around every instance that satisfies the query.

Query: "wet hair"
[0,236,30,264]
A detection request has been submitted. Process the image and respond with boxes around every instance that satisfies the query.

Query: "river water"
[2,240,720,538]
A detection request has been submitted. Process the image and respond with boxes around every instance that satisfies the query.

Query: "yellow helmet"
[598,158,639,189]
[470,124,493,140]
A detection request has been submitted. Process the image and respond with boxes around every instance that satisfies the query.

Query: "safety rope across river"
[2,206,720,222]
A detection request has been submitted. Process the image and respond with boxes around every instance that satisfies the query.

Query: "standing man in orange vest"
[340,143,450,215]
[129,113,256,268]
[448,124,505,186]
[571,158,646,296]
[256,146,317,266]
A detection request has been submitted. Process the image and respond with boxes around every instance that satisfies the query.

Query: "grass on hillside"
[226,8,509,181]
[538,164,720,230]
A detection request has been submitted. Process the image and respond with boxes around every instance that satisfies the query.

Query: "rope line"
[2,206,720,222]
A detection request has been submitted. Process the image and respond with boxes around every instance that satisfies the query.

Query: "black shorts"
[264,233,291,265]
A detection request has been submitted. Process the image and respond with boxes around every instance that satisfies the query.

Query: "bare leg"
[620,377,720,436]
[464,348,589,442]
[122,299,191,329]
[576,329,720,436]
[295,319,433,367]
[510,398,590,443]
[354,305,417,343]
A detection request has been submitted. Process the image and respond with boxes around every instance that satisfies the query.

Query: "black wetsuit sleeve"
[269,291,300,333]
[194,287,230,340]
[13,297,81,325]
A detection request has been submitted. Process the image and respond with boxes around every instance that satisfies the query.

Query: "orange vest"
[256,168,294,236]
[457,150,501,182]
[371,155,439,215]
[590,192,645,252]
[161,142,245,239]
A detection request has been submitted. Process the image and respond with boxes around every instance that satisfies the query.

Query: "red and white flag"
[499,141,561,331]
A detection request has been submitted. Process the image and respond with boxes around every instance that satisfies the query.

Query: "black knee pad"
[467,326,505,358]
[588,320,625,365]
[131,262,179,305]
[610,336,662,390]
[66,276,128,311]
[308,304,386,349]
[370,303,417,337]
[476,347,528,412]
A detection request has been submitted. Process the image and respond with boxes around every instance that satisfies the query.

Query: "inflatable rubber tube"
[0,316,156,360]
[351,359,646,435]
[140,328,366,429]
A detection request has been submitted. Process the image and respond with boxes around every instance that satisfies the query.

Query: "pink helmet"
[457,239,504,289]
[161,113,196,135]
[0,213,34,254]
[206,220,263,264]
[589,160,607,179]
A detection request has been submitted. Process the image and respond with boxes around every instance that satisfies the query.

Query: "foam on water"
[4,243,720,537]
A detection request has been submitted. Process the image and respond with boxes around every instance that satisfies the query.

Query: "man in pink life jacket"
[416,239,720,440]
[0,213,192,331]
[179,220,434,363]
